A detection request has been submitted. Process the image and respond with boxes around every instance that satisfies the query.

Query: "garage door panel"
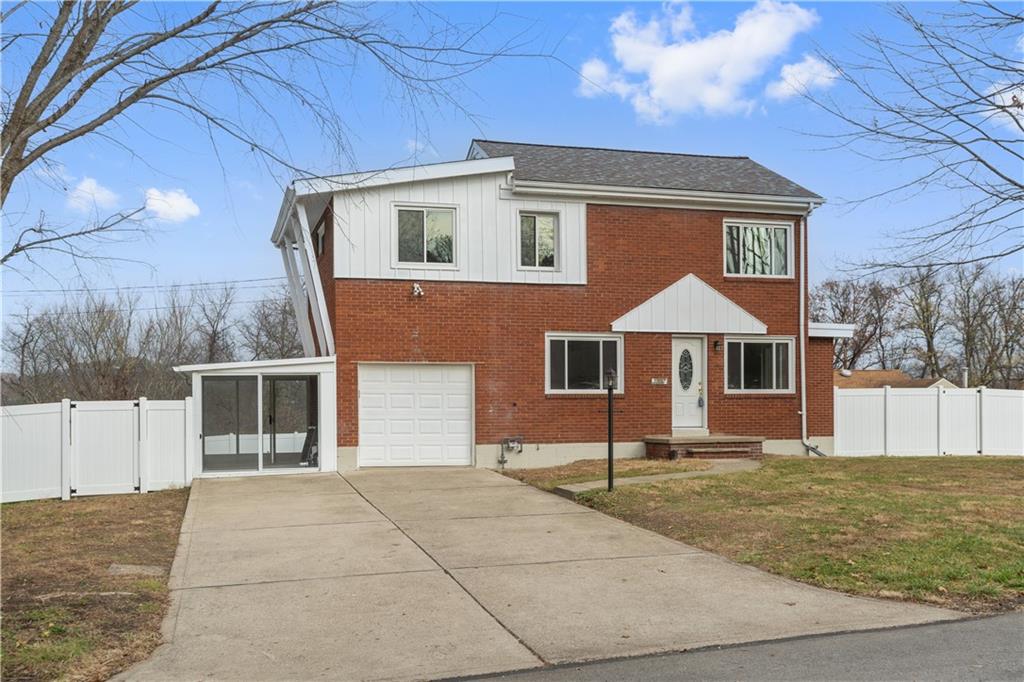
[362,419,387,436]
[388,366,416,382]
[446,420,470,435]
[417,368,444,383]
[358,364,473,467]
[388,419,415,435]
[446,394,470,410]
[446,445,471,463]
[417,393,444,409]
[360,393,386,409]
[389,393,415,409]
[418,419,443,434]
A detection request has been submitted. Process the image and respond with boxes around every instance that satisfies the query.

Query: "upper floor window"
[313,223,325,256]
[519,213,558,269]
[725,221,791,277]
[546,333,623,394]
[396,206,455,266]
[726,337,793,393]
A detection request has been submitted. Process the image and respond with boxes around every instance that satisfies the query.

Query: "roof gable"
[611,274,767,334]
[471,139,821,200]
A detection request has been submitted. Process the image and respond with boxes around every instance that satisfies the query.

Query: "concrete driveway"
[122,469,959,681]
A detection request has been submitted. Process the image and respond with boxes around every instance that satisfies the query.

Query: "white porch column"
[280,244,316,357]
[292,202,334,356]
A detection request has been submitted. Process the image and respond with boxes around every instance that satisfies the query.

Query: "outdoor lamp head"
[605,367,617,390]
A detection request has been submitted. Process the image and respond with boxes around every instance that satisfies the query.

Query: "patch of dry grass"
[574,457,1024,613]
[501,457,712,491]
[2,489,189,681]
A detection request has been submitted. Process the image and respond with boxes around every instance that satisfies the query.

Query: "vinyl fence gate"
[1,397,192,503]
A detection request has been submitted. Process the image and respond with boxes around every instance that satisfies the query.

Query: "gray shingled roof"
[470,139,821,200]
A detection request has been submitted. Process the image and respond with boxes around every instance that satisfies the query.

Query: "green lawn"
[501,457,711,491]
[531,456,1024,612]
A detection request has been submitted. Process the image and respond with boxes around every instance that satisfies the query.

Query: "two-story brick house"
[261,140,852,472]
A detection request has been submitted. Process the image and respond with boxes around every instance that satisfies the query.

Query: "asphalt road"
[473,612,1023,682]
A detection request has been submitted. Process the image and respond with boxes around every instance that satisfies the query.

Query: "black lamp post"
[605,367,616,492]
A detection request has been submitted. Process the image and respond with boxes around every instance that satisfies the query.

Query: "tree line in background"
[3,263,1022,405]
[811,264,1024,389]
[1,285,302,404]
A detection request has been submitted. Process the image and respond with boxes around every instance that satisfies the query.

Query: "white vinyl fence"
[834,387,1024,456]
[1,398,193,503]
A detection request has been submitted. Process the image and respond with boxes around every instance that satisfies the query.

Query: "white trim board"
[295,157,515,196]
[611,274,767,335]
[809,322,856,339]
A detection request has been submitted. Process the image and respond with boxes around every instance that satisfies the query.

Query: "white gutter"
[509,178,824,212]
[798,210,824,456]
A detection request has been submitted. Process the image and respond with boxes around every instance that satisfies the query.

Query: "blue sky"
[3,1,1019,313]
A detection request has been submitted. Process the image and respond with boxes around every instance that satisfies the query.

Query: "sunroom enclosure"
[175,357,337,478]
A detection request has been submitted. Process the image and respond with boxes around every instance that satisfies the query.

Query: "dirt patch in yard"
[569,457,1024,613]
[501,457,712,491]
[2,488,189,681]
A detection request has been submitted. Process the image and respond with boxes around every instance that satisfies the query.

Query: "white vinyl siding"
[333,172,587,284]
[545,333,623,394]
[725,337,795,394]
[724,219,793,278]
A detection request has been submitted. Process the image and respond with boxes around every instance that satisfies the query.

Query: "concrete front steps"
[644,434,764,460]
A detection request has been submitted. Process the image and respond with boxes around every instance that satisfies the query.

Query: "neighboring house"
[834,369,958,389]
[179,139,855,476]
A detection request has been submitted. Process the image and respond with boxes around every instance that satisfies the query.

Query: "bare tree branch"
[806,1,1023,270]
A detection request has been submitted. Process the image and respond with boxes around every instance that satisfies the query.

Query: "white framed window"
[519,212,559,270]
[545,333,623,394]
[393,204,457,268]
[725,337,795,394]
[724,219,793,278]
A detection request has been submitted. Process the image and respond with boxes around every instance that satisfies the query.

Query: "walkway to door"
[122,469,959,681]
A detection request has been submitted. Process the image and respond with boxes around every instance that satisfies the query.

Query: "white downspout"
[799,206,825,456]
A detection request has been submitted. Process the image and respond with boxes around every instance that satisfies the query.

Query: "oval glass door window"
[678,349,693,390]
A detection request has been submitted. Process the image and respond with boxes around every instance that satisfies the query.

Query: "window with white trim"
[726,338,793,392]
[313,223,325,256]
[546,334,622,393]
[520,213,558,269]
[396,206,455,265]
[725,221,790,276]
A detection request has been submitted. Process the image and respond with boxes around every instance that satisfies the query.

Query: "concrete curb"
[553,458,761,499]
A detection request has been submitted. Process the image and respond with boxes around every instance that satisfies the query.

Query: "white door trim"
[672,335,708,435]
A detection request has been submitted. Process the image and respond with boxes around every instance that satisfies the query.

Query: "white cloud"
[765,54,837,100]
[404,138,437,157]
[145,188,200,223]
[66,177,119,212]
[986,81,1024,133]
[577,0,820,120]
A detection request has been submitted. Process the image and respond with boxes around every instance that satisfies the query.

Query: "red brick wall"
[807,337,835,437]
[332,204,829,447]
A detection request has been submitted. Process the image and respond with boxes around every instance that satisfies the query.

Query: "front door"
[672,337,705,429]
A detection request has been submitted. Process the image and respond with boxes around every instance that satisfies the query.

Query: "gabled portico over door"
[611,274,768,436]
[672,337,706,432]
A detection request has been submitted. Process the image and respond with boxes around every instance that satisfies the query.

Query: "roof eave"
[508,178,824,212]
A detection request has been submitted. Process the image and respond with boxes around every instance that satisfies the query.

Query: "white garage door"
[358,364,473,466]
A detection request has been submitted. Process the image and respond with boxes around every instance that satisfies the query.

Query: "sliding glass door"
[201,376,259,472]
[262,376,319,469]
[200,373,319,474]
